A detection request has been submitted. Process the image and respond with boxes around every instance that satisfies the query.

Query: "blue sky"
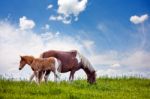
[0,0,150,79]
[0,0,150,52]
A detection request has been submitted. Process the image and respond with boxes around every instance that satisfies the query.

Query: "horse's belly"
[59,62,72,72]
[60,62,78,73]
[60,67,70,73]
[59,57,78,73]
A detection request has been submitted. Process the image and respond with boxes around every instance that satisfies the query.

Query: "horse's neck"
[82,67,91,75]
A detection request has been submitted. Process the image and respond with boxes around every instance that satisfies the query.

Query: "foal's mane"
[21,55,35,64]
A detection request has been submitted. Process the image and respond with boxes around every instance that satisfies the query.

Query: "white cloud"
[0,19,150,79]
[49,15,58,20]
[97,69,122,77]
[49,15,71,24]
[130,14,148,24]
[49,0,88,24]
[0,21,86,79]
[82,40,94,49]
[42,24,50,30]
[19,16,35,30]
[121,51,150,68]
[57,0,87,16]
[97,69,150,78]
[89,51,119,66]
[88,49,150,70]
[111,63,120,68]
[97,24,108,32]
[47,4,53,9]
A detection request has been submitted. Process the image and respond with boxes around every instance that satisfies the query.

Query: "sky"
[0,0,150,80]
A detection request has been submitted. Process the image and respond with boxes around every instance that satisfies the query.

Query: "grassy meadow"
[0,77,150,99]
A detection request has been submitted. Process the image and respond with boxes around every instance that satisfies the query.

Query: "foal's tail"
[53,57,61,78]
[77,51,95,72]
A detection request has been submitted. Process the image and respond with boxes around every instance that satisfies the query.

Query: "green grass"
[0,77,150,99]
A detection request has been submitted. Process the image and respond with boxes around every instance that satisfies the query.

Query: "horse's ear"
[93,70,96,76]
[93,70,96,73]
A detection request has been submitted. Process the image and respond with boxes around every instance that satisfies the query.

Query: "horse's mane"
[77,51,95,72]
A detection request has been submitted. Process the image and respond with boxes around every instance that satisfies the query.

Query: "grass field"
[0,77,150,99]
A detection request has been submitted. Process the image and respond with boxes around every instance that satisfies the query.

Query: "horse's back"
[41,50,79,72]
[55,50,78,72]
[42,50,77,58]
[66,50,77,57]
[55,50,77,59]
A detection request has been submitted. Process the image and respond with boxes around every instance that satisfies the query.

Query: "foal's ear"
[20,55,23,59]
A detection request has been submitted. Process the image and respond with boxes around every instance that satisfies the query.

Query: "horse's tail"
[77,51,95,72]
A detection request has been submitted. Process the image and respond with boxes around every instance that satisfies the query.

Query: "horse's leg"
[69,71,72,81]
[69,70,76,82]
[54,72,57,82]
[44,70,51,83]
[52,70,57,82]
[55,70,60,82]
[71,71,76,81]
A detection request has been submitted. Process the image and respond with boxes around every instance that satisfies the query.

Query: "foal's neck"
[26,56,34,65]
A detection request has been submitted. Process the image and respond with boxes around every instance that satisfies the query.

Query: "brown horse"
[38,50,96,84]
[19,56,61,84]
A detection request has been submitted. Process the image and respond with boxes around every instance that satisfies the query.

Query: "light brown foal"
[19,55,60,84]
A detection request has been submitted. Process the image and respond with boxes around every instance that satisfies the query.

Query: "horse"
[19,55,61,84]
[30,50,96,84]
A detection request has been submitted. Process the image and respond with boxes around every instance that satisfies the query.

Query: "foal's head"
[19,56,34,70]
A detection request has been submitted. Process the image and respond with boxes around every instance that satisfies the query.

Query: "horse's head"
[19,56,27,70]
[87,71,96,84]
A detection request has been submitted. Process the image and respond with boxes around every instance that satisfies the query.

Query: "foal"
[19,55,60,84]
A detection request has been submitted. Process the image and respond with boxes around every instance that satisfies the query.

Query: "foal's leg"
[34,71,39,83]
[37,71,43,84]
[29,72,35,82]
[35,71,43,84]
[44,70,51,83]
